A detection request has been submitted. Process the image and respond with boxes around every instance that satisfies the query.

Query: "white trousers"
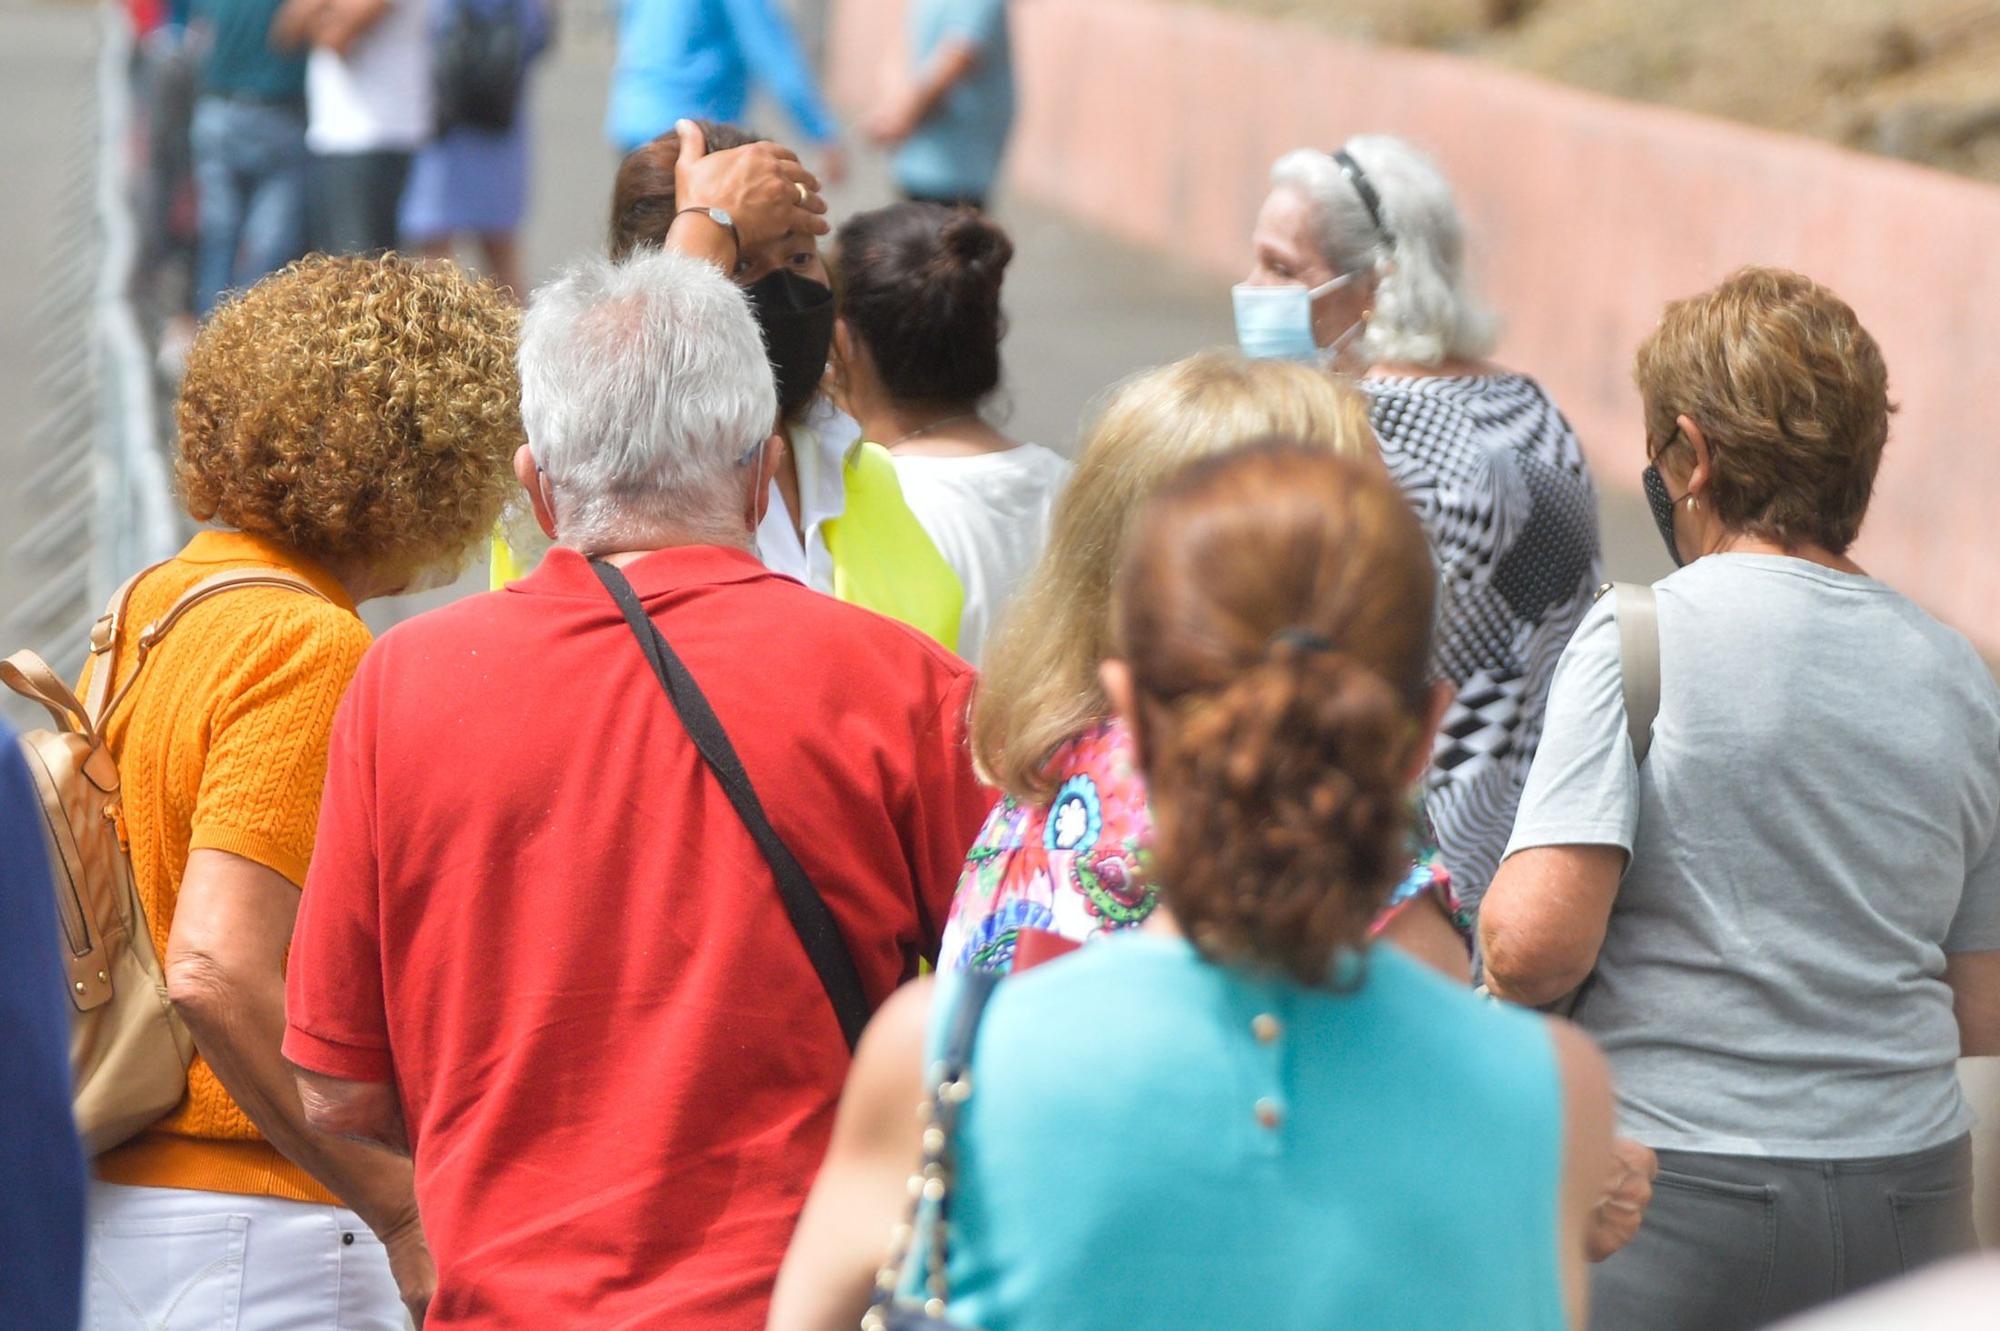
[83,1181,404,1331]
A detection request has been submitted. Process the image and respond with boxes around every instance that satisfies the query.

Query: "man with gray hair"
[281,248,991,1330]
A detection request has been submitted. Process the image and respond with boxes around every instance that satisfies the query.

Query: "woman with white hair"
[1237,134,1602,923]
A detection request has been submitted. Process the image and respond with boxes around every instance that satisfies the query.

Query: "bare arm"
[1550,1021,1616,1328]
[1377,895,1471,985]
[668,120,828,274]
[863,39,982,147]
[295,1067,411,1156]
[273,0,390,57]
[317,0,392,56]
[1480,845,1625,1008]
[268,0,326,52]
[167,849,434,1322]
[768,978,934,1331]
[1946,950,2000,1056]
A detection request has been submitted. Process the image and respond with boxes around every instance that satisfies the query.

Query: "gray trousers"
[1590,1134,1977,1330]
[308,149,413,257]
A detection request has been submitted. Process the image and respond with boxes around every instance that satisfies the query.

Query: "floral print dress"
[939,719,1471,975]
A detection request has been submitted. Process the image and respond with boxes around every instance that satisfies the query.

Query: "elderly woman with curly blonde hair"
[78,254,522,1330]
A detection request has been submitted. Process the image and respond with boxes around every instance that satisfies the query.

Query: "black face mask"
[744,269,835,421]
[1641,464,1684,568]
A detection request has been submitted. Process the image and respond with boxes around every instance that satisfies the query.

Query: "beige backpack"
[2,564,326,1155]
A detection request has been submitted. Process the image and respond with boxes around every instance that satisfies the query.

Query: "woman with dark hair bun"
[832,202,1070,662]
[770,443,1615,1331]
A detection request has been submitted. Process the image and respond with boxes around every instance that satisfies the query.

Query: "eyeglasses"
[737,439,766,467]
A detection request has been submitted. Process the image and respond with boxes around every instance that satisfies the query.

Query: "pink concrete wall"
[831,0,2000,652]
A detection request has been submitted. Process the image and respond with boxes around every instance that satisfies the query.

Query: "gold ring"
[796,182,810,205]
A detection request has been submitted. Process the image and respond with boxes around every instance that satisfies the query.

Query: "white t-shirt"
[307,0,434,154]
[890,443,1071,665]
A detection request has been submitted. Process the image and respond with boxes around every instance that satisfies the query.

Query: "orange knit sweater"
[86,530,371,1202]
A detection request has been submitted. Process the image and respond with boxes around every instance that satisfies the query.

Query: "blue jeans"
[190,96,308,316]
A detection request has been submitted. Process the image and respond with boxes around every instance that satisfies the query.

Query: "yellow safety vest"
[488,441,966,654]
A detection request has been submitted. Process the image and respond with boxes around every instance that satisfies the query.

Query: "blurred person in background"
[865,0,1012,211]
[283,248,987,1328]
[1481,268,2000,1329]
[401,0,554,298]
[134,0,204,374]
[607,0,843,182]
[275,0,433,254]
[185,0,310,320]
[830,202,1070,664]
[0,719,87,1331]
[81,255,523,1329]
[576,122,965,650]
[944,351,1469,981]
[1240,134,1601,925]
[771,443,1614,1331]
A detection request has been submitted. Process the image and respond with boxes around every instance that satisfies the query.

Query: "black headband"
[1331,148,1395,249]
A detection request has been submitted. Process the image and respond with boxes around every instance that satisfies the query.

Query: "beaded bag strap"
[863,969,1002,1331]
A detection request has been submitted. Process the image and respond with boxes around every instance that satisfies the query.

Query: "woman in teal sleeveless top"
[771,444,1616,1330]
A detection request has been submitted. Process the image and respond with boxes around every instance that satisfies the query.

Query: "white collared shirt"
[755,398,862,593]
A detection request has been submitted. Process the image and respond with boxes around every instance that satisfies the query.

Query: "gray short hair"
[519,250,776,548]
[1271,135,1498,367]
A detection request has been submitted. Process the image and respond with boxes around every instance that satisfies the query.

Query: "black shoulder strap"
[590,558,872,1050]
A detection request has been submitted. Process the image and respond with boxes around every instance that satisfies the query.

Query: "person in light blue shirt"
[864,0,1012,209]
[607,0,840,164]
[768,443,1620,1331]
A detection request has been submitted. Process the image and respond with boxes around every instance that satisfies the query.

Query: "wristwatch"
[673,206,741,268]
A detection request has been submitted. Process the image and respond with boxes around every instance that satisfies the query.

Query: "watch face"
[709,207,734,228]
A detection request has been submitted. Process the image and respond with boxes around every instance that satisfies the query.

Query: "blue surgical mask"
[1232,273,1358,364]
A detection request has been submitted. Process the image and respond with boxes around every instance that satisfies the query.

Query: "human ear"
[513,445,559,540]
[1677,414,1712,503]
[1098,659,1143,767]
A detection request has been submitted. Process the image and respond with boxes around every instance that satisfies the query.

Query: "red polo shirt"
[284,546,991,1329]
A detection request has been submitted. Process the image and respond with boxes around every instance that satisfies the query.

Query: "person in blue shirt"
[0,718,88,1329]
[864,0,1013,210]
[768,443,1619,1331]
[607,0,843,179]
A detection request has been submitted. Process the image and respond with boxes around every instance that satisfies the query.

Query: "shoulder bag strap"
[94,569,329,731]
[1609,582,1661,766]
[589,557,872,1051]
[866,968,1002,1328]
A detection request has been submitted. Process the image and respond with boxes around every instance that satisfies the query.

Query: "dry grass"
[1206,0,2000,184]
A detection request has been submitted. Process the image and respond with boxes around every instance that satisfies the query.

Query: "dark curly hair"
[832,202,1012,404]
[175,254,525,573]
[1114,441,1436,986]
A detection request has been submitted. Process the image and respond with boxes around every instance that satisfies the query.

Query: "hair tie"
[1269,627,1335,655]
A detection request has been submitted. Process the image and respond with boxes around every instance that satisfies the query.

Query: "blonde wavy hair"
[176,254,526,575]
[972,351,1380,800]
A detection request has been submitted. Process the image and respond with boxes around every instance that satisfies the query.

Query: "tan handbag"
[1,564,327,1155]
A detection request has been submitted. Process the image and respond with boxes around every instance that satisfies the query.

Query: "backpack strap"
[2,652,95,737]
[82,563,167,733]
[1607,582,1661,766]
[92,569,330,731]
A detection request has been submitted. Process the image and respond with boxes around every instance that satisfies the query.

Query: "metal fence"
[3,4,180,714]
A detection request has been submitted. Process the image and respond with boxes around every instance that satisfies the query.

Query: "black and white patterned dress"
[1363,372,1602,917]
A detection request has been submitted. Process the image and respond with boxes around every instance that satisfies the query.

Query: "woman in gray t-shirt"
[1481,267,2000,1331]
